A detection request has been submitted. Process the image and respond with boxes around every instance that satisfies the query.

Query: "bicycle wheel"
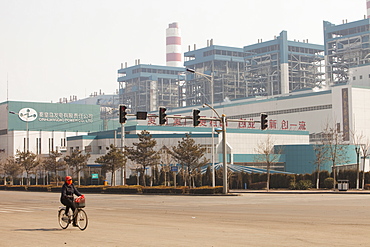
[76,209,88,231]
[58,208,70,229]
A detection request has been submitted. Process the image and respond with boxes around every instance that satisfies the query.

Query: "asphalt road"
[0,191,369,246]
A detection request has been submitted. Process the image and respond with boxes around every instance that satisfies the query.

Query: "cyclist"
[60,176,84,226]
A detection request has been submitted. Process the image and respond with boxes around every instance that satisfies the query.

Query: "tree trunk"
[111,169,115,186]
[332,164,336,191]
[316,169,320,189]
[362,157,366,189]
[266,163,270,191]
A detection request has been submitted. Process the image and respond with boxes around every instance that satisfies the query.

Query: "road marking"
[1,207,34,213]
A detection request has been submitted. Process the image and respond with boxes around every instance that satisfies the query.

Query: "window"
[49,138,54,152]
[360,75,363,79]
[353,76,356,80]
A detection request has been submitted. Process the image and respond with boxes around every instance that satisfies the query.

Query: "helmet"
[65,176,72,181]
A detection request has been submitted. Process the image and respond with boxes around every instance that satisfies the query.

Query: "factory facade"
[3,7,370,177]
[0,101,119,161]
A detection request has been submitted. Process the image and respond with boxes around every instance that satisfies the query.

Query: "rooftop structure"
[184,44,246,106]
[324,18,370,85]
[117,64,185,112]
[244,31,325,97]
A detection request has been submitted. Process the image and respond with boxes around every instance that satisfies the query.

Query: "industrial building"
[4,1,370,179]
[118,32,326,110]
[67,124,312,185]
[324,18,370,85]
[183,43,246,105]
[244,31,325,96]
[0,101,118,160]
[68,92,120,130]
[117,64,185,113]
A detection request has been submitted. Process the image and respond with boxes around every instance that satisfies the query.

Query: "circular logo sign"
[18,108,38,122]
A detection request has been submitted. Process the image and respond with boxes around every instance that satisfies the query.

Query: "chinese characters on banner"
[147,116,306,130]
[38,112,94,123]
[237,119,306,130]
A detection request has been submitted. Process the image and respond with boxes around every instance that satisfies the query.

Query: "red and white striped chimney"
[367,0,370,18]
[166,22,182,67]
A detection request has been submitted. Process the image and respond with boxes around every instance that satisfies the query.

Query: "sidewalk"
[230,189,370,194]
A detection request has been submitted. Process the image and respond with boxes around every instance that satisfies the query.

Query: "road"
[0,191,369,246]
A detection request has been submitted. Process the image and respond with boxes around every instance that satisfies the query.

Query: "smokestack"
[166,22,182,67]
[367,0,370,18]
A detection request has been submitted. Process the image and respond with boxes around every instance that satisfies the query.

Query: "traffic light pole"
[221,114,228,194]
[120,123,125,185]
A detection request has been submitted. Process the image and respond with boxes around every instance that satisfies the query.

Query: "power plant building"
[0,101,114,160]
[324,18,370,85]
[244,31,325,96]
[117,64,185,113]
[183,44,246,106]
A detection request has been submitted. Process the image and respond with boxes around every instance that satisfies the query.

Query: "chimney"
[166,22,182,67]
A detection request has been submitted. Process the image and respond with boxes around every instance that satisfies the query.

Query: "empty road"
[0,191,369,246]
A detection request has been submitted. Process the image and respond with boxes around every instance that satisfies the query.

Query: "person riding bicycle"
[60,176,84,226]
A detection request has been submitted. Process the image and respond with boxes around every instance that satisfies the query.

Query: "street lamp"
[355,146,360,190]
[203,103,228,194]
[186,68,216,187]
[9,110,30,152]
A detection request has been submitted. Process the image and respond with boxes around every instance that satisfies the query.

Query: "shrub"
[142,186,184,194]
[76,186,104,193]
[5,185,27,191]
[289,182,297,190]
[104,186,142,194]
[323,177,334,189]
[27,185,50,192]
[249,182,267,190]
[189,186,223,194]
[296,180,313,190]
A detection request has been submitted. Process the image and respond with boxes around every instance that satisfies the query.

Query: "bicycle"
[58,196,88,231]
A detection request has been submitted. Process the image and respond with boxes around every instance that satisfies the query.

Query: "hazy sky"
[0,0,366,103]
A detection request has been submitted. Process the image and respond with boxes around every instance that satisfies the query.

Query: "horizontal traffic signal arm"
[147,115,259,123]
[166,115,219,121]
[226,118,258,123]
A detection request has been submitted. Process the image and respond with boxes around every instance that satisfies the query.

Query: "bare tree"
[43,151,66,186]
[313,144,328,189]
[254,135,282,191]
[0,158,5,185]
[64,149,91,186]
[352,132,370,189]
[3,156,22,185]
[15,150,39,185]
[321,122,349,190]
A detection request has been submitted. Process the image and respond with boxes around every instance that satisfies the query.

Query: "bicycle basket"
[75,197,86,208]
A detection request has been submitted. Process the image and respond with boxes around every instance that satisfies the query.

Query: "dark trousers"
[61,197,77,222]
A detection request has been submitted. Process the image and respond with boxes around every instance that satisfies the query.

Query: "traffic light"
[261,113,268,130]
[193,109,201,127]
[136,111,147,120]
[119,105,127,124]
[159,107,167,125]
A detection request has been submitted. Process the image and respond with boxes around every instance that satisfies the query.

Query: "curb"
[230,189,370,194]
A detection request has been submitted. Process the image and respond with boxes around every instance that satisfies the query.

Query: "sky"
[0,0,366,103]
